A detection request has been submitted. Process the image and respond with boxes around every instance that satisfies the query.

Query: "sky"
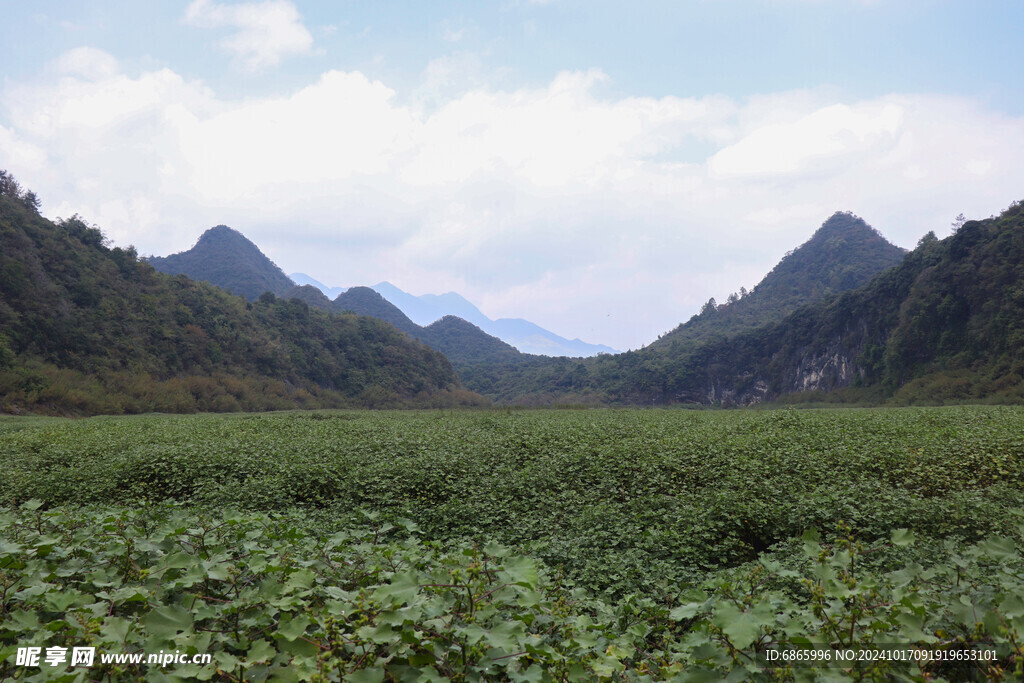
[2,1,1023,351]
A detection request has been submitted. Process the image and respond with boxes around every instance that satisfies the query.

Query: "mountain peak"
[653,211,906,350]
[198,224,245,241]
[333,286,420,336]
[767,212,904,291]
[810,211,885,243]
[147,225,294,301]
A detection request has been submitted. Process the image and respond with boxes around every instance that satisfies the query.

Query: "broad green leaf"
[711,602,763,650]
[246,638,276,665]
[485,620,526,651]
[277,614,312,641]
[345,667,385,683]
[371,571,420,606]
[143,604,194,639]
[501,556,539,589]
[891,528,916,547]
[670,602,703,620]
[979,536,1017,561]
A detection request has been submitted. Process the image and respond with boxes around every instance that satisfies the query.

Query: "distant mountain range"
[136,214,924,405]
[148,227,610,360]
[290,275,618,357]
[9,162,1022,414]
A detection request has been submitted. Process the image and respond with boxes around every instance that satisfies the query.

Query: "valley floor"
[2,406,1023,680]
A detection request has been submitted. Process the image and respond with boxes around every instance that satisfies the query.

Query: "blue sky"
[2,1,1023,349]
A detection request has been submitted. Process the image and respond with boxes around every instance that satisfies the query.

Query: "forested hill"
[458,204,1024,405]
[508,201,1024,406]
[456,212,911,404]
[629,200,1024,405]
[332,289,524,366]
[147,225,295,301]
[333,286,422,337]
[650,211,907,351]
[148,229,532,369]
[0,179,479,415]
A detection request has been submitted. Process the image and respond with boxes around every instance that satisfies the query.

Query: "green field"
[2,407,1023,681]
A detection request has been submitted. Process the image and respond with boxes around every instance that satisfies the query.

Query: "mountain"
[421,316,523,365]
[289,277,616,356]
[650,211,907,351]
[291,272,346,299]
[368,282,617,357]
[332,287,422,337]
[457,212,912,404]
[0,178,478,415]
[148,225,295,301]
[581,203,1024,406]
[763,201,1024,404]
[485,317,617,357]
[282,283,333,310]
[145,228,531,370]
[331,289,524,366]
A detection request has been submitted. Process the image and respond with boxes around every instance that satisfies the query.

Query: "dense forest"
[0,172,483,415]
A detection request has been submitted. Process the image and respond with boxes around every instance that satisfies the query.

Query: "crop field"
[1,407,1023,681]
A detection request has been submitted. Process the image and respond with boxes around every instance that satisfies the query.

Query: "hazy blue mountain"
[294,278,615,356]
[370,282,617,357]
[368,281,453,326]
[290,272,346,299]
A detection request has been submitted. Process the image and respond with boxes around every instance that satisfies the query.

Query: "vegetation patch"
[2,407,1024,679]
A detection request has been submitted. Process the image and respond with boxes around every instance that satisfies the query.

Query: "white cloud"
[709,102,903,178]
[184,0,313,71]
[3,53,1024,349]
[0,124,47,171]
[52,47,119,80]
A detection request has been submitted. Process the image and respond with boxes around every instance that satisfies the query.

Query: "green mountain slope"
[332,287,422,337]
[651,211,906,352]
[332,290,524,367]
[147,225,295,301]
[0,180,475,415]
[421,316,523,366]
[283,283,334,311]
[612,201,1024,405]
[459,212,909,404]
[146,228,530,370]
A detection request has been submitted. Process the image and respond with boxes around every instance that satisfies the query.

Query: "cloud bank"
[2,48,1023,349]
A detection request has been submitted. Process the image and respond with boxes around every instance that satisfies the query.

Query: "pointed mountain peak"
[810,211,885,243]
[770,213,905,283]
[147,225,294,301]
[194,224,259,249]
[333,286,420,336]
[653,211,906,350]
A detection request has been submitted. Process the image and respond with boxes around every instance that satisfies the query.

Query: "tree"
[951,213,967,233]
[0,169,23,199]
[22,190,41,213]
